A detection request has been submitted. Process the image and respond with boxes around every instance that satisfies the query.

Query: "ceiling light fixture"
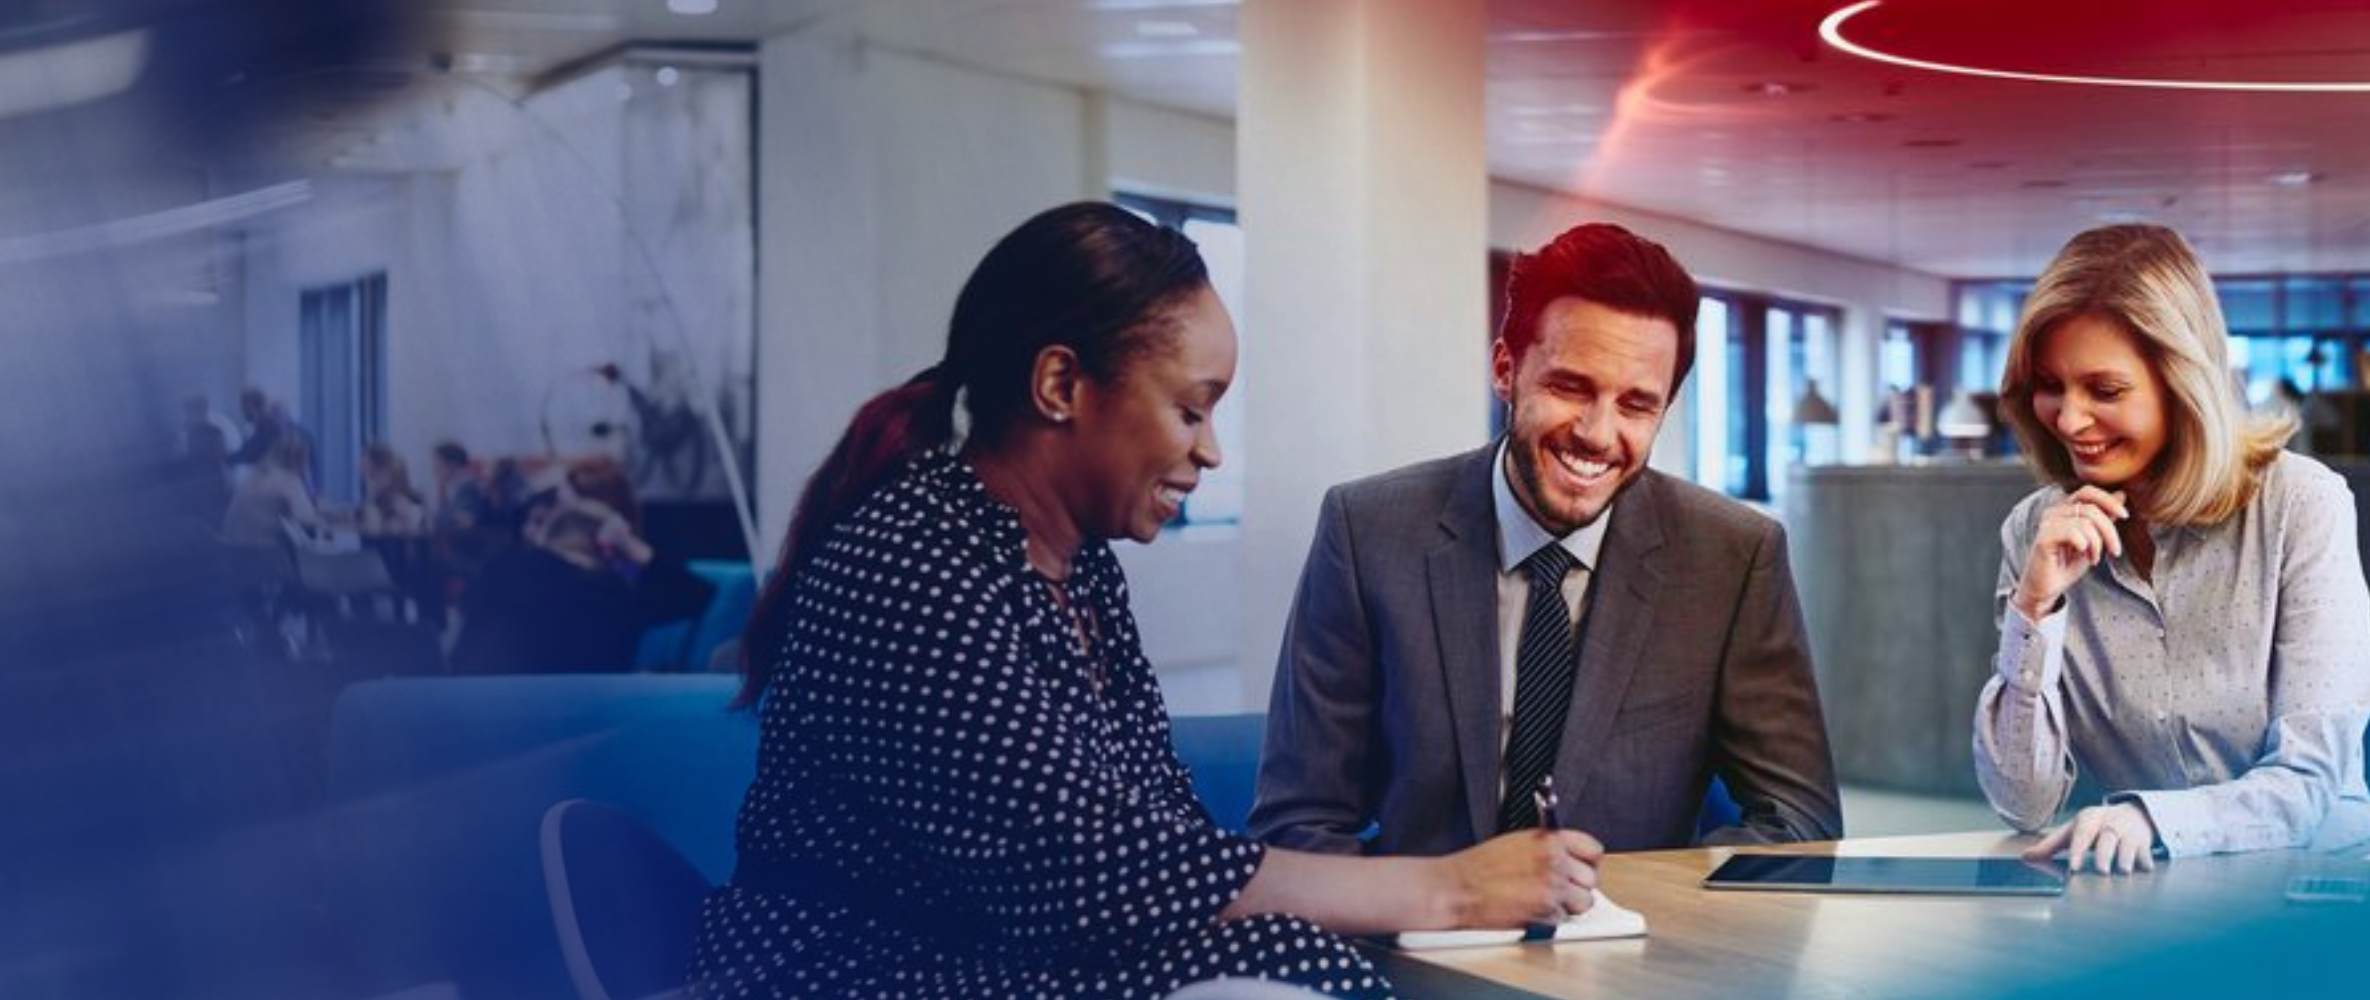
[666,0,719,15]
[0,28,147,119]
[1821,0,2370,92]
[1089,0,1237,9]
[1136,20,1198,38]
[1099,39,1240,59]
[1508,104,1602,118]
[1744,80,1806,96]
[2272,170,2321,187]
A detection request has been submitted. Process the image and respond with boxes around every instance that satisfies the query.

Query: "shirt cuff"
[1995,602,2068,695]
[2108,789,2210,858]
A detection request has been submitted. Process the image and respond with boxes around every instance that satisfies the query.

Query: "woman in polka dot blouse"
[1976,224,2370,876]
[687,203,1604,998]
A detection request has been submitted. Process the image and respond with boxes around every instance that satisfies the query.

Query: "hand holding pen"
[1523,775,1597,932]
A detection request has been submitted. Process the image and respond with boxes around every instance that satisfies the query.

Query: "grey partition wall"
[1783,456,2370,796]
[1781,463,2037,796]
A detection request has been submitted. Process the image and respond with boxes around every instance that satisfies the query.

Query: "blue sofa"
[323,674,1270,998]
[630,560,759,672]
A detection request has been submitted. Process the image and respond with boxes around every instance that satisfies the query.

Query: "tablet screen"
[1703,855,2066,896]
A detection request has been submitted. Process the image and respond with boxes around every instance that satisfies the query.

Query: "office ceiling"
[400,0,2370,278]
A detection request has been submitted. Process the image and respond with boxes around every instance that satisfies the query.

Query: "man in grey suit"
[1250,223,1842,856]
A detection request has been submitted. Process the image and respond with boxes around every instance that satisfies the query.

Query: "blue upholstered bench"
[630,560,759,672]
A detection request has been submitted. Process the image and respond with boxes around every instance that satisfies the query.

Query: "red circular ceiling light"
[1819,0,2370,93]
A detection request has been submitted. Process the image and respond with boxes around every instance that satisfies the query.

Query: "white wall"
[756,35,1091,556]
[752,39,1284,705]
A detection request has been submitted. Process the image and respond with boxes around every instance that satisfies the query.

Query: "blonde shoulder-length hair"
[1997,224,2293,526]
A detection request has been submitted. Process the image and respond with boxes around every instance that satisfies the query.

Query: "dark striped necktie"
[1498,542,1580,831]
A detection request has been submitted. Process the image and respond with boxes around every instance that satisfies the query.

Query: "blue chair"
[633,561,758,671]
[1170,713,1265,832]
[541,799,709,1000]
[326,676,754,998]
[1697,774,1742,837]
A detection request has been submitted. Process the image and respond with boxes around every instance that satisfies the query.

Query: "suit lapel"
[1553,471,1668,804]
[1427,444,1505,843]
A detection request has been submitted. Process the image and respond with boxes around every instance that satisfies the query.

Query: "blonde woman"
[1977,224,2370,874]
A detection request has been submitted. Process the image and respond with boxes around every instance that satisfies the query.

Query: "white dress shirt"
[1489,440,1612,773]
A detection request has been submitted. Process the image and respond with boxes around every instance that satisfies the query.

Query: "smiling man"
[1250,223,1843,856]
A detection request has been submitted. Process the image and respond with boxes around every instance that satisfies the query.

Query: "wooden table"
[1373,831,2370,999]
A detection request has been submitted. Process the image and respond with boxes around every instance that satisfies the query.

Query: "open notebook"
[1393,891,1647,951]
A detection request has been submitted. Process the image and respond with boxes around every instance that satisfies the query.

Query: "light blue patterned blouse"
[1975,451,2370,856]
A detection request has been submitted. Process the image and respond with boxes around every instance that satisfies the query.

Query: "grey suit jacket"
[1249,443,1843,855]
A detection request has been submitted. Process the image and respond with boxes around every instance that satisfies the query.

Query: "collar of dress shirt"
[1490,437,1612,575]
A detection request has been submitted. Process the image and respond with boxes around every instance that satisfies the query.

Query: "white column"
[1838,305,1879,462]
[756,34,883,562]
[1236,0,1489,707]
[754,34,1094,559]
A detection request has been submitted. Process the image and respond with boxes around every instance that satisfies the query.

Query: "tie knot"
[1521,543,1577,588]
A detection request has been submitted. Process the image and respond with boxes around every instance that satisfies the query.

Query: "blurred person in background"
[220,434,323,548]
[359,443,427,536]
[564,453,644,535]
[429,440,491,534]
[225,387,308,473]
[182,393,243,461]
[447,486,714,674]
[1978,224,2370,874]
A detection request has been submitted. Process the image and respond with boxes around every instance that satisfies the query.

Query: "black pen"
[1532,774,1560,830]
[1525,775,1564,941]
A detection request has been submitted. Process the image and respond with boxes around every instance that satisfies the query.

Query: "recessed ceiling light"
[1508,104,1602,118]
[1492,30,1629,44]
[1091,0,1238,9]
[445,52,523,74]
[2272,170,2321,187]
[0,29,147,120]
[655,65,680,87]
[1743,80,1808,96]
[1821,0,2370,93]
[1099,39,1240,59]
[1136,20,1198,38]
[667,0,719,15]
[1902,138,1960,148]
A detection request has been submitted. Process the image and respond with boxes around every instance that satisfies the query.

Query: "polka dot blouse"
[687,452,1390,998]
